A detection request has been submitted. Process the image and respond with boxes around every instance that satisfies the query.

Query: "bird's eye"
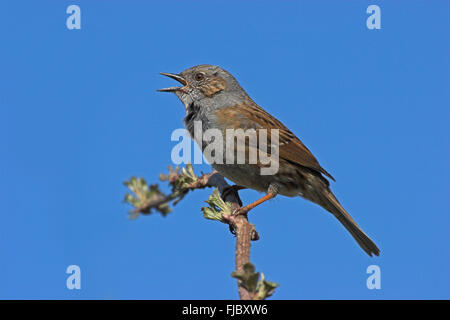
[194,72,205,81]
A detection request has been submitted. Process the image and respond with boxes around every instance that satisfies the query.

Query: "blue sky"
[1,0,449,299]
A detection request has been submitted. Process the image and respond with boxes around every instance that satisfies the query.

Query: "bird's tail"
[316,188,380,257]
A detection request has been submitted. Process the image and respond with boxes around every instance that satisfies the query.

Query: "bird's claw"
[232,207,248,216]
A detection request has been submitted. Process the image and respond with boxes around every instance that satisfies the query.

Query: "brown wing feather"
[215,102,335,181]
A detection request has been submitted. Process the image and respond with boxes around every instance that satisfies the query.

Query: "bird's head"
[158,64,248,109]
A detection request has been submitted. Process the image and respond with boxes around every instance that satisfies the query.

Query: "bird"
[158,64,380,257]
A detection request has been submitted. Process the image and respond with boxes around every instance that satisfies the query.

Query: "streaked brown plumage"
[158,64,380,257]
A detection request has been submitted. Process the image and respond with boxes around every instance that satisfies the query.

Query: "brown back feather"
[215,103,335,181]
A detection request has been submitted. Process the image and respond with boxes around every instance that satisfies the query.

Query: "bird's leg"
[221,185,246,206]
[234,185,278,215]
[221,185,261,241]
[237,193,276,214]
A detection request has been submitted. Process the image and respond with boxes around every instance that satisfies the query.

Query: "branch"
[123,164,278,299]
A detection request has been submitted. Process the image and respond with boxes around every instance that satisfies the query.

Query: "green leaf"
[123,176,173,217]
[231,262,279,300]
[201,189,231,223]
[243,262,255,274]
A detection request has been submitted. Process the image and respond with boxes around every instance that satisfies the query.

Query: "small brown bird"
[158,64,380,256]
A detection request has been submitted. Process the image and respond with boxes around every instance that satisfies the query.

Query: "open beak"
[157,72,188,92]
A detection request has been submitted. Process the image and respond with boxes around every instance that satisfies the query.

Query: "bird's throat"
[184,101,201,138]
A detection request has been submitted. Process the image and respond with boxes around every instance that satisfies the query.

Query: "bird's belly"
[212,163,301,197]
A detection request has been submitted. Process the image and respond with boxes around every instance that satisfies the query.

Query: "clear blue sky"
[1,0,449,299]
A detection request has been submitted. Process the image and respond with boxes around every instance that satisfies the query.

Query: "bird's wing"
[214,102,335,181]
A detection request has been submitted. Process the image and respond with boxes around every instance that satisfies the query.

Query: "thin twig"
[125,169,260,299]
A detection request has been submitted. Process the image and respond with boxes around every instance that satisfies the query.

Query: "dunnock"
[158,64,379,257]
